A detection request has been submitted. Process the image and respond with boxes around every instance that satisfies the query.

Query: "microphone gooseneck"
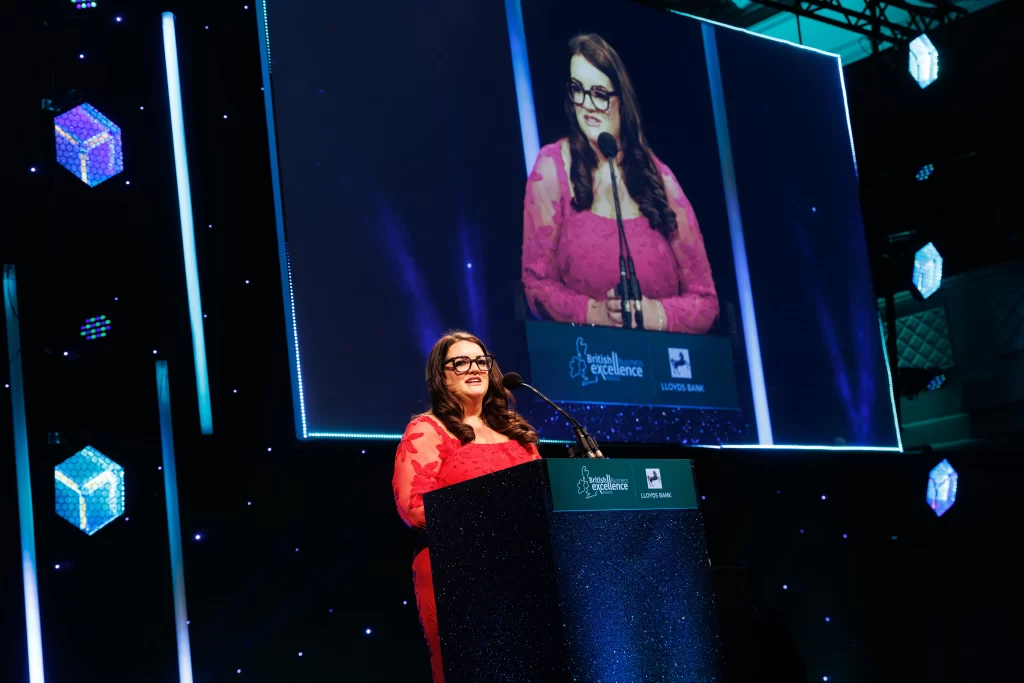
[502,373,604,458]
[597,133,643,330]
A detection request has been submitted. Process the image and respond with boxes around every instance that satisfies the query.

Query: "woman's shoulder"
[406,413,456,441]
[534,139,571,172]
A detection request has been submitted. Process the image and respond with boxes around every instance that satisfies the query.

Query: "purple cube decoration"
[54,103,124,187]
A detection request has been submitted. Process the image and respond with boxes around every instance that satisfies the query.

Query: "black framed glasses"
[444,355,495,375]
[567,79,618,112]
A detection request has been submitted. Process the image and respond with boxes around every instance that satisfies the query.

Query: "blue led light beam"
[256,1,307,439]
[156,361,194,683]
[701,25,773,445]
[162,12,213,435]
[504,0,540,175]
[4,265,47,683]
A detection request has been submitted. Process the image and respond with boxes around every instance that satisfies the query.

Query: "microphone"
[597,133,643,330]
[502,372,604,458]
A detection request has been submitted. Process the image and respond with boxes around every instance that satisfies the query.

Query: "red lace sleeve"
[522,143,591,324]
[656,159,720,334]
[393,417,447,529]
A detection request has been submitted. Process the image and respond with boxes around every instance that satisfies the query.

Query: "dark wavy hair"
[424,331,539,448]
[565,33,677,239]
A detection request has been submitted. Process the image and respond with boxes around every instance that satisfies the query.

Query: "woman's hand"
[602,290,667,330]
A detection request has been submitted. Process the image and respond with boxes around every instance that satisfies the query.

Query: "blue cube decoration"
[54,446,125,535]
[926,458,957,517]
[54,103,124,187]
[912,242,943,299]
[909,34,938,89]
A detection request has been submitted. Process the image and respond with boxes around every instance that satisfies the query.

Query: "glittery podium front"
[423,458,721,683]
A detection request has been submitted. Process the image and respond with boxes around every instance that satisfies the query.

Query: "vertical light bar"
[878,314,903,452]
[504,0,540,175]
[256,0,307,439]
[701,25,773,445]
[835,56,858,177]
[4,265,46,683]
[156,361,194,683]
[162,12,213,435]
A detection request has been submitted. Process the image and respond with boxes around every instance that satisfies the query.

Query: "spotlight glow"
[926,458,958,517]
[909,34,939,89]
[54,446,125,535]
[912,242,943,299]
[53,103,124,187]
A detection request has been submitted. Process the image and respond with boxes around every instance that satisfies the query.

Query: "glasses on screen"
[444,355,495,375]
[567,80,618,112]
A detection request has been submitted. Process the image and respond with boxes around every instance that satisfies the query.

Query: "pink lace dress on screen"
[392,415,540,683]
[522,140,719,334]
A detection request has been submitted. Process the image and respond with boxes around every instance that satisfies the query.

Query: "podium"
[423,458,721,682]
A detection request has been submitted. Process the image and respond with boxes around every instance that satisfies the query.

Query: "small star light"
[30,166,36,172]
[152,349,158,355]
[55,564,60,569]
[821,494,827,500]
[298,652,303,657]
[237,670,241,674]
[194,534,201,540]
[223,115,228,119]
[116,16,122,22]
[245,279,250,284]
[782,584,788,590]
[843,533,848,539]
[466,262,473,269]
[825,616,831,622]
[364,628,372,635]
[403,600,408,605]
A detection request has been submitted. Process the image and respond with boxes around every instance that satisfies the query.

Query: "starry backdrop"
[2,2,1021,683]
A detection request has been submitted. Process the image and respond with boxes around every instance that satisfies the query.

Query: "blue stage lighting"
[54,446,125,535]
[54,104,123,187]
[909,34,938,89]
[80,315,111,340]
[926,458,957,517]
[915,163,934,182]
[912,242,942,299]
[926,373,946,391]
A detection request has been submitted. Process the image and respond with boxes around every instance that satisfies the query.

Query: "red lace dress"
[393,415,541,683]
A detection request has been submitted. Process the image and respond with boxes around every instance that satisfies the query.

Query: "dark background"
[3,1,1020,682]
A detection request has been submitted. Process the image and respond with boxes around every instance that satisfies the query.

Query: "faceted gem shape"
[53,103,124,187]
[926,458,957,517]
[909,34,938,89]
[54,446,125,535]
[912,242,943,300]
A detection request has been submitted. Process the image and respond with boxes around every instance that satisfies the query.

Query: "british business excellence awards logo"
[668,348,692,379]
[577,465,629,500]
[569,336,644,387]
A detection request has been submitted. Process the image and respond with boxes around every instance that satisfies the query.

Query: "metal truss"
[748,0,967,49]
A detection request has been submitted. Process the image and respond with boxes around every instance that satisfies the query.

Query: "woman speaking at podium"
[522,33,719,334]
[393,331,540,683]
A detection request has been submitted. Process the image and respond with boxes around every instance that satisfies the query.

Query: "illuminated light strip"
[671,10,841,58]
[701,24,773,446]
[162,12,213,435]
[4,265,47,683]
[256,1,307,440]
[504,0,540,175]
[308,432,404,440]
[721,444,902,452]
[835,56,858,176]
[878,315,903,452]
[156,361,195,683]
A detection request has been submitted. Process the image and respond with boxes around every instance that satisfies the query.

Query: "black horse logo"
[647,470,661,487]
[670,351,689,373]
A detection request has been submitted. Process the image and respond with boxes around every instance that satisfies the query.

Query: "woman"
[522,33,719,334]
[393,331,541,683]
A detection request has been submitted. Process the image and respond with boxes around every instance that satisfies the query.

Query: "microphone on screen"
[502,372,604,459]
[598,132,644,330]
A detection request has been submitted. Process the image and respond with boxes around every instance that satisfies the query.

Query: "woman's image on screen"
[521,33,719,334]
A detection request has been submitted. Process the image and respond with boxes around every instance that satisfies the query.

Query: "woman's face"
[444,340,490,405]
[570,54,621,148]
